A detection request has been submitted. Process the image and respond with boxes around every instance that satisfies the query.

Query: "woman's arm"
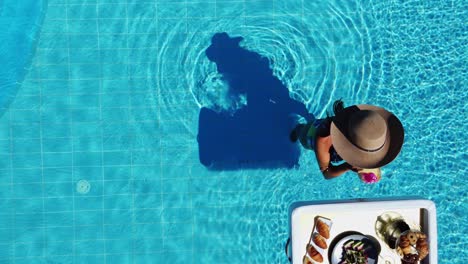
[314,135,351,179]
[323,163,352,179]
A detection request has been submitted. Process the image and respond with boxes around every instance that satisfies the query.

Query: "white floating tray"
[288,199,437,264]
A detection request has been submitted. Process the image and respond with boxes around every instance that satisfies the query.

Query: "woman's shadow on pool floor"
[197,32,314,170]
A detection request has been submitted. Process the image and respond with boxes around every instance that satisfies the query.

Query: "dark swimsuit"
[298,118,344,164]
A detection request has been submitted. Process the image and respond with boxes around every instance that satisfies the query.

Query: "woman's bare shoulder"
[315,134,331,148]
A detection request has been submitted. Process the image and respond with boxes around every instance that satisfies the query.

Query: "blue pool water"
[0,0,46,116]
[0,0,466,263]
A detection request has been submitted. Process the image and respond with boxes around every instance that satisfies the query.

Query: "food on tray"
[399,234,410,248]
[416,238,429,259]
[302,216,331,263]
[313,233,328,249]
[303,255,313,264]
[397,231,429,262]
[316,219,330,239]
[406,232,418,245]
[329,232,381,264]
[401,253,419,264]
[401,245,414,255]
[338,239,372,264]
[307,244,323,263]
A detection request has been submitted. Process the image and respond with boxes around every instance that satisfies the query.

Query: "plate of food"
[328,231,381,264]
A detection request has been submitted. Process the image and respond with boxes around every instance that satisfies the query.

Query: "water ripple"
[151,5,386,260]
[153,3,381,121]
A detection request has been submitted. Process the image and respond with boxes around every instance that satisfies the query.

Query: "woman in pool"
[290,100,404,179]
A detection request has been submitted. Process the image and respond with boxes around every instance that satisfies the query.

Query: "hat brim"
[330,105,404,168]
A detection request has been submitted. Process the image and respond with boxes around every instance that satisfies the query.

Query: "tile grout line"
[183,0,195,263]
[243,0,250,258]
[124,1,137,263]
[301,0,305,91]
[0,188,260,201]
[271,0,277,259]
[94,2,107,263]
[10,64,15,264]
[214,0,217,18]
[156,0,165,256]
[3,248,202,260]
[38,39,46,259]
[64,1,77,262]
[44,12,382,21]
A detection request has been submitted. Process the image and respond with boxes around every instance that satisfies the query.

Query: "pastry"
[416,237,428,248]
[397,247,403,255]
[306,244,323,263]
[302,255,313,264]
[402,246,413,255]
[406,232,418,245]
[419,249,429,260]
[316,219,330,239]
[416,232,427,239]
[313,233,327,249]
[416,238,429,259]
[401,253,419,264]
[399,235,410,248]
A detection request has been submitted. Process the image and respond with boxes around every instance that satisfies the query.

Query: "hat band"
[352,137,387,153]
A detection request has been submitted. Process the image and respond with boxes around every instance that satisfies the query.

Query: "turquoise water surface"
[0,0,466,263]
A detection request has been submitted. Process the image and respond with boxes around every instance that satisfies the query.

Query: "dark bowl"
[328,231,382,263]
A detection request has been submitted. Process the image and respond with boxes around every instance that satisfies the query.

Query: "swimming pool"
[0,0,466,263]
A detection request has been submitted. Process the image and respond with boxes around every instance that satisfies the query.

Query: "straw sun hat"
[330,104,404,169]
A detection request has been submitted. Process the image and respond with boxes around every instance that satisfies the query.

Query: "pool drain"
[76,180,90,194]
